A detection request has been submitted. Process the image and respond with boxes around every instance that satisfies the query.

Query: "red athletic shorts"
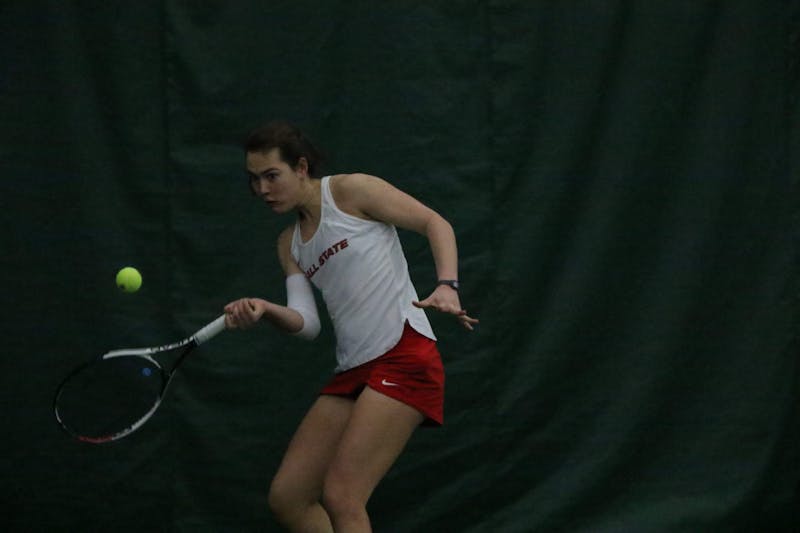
[320,323,445,426]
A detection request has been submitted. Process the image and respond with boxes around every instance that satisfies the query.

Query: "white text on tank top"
[290,176,435,372]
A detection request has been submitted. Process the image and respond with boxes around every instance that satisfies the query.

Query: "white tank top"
[290,176,436,372]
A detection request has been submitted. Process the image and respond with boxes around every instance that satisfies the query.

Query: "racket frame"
[54,315,226,444]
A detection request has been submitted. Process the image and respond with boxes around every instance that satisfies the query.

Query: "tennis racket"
[54,315,227,444]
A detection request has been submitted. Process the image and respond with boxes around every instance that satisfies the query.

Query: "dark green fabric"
[2,1,797,531]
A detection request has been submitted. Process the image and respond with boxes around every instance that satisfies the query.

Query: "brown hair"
[243,120,324,178]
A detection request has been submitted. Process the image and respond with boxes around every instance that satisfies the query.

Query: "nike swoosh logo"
[381,379,400,387]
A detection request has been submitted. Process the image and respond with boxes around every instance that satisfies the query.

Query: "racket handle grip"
[194,315,227,345]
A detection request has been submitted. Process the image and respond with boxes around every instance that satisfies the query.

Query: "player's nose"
[253,177,270,195]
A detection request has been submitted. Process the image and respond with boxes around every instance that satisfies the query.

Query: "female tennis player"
[224,120,478,532]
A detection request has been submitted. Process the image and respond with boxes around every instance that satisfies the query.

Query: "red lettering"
[306,239,350,278]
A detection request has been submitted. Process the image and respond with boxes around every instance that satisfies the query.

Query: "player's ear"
[295,156,309,178]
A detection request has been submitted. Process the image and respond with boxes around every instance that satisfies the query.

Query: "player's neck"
[296,178,321,223]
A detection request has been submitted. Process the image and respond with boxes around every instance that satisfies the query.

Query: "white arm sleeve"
[285,273,321,340]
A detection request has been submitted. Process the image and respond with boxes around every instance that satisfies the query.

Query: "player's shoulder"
[329,173,383,218]
[330,172,383,192]
[330,173,390,204]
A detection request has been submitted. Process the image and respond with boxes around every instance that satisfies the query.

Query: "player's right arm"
[223,227,320,339]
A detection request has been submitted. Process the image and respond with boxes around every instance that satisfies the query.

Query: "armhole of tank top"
[289,222,304,257]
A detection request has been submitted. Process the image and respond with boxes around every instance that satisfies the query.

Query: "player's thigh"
[271,394,354,502]
[324,387,424,503]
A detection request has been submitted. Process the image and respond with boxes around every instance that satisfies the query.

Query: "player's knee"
[267,477,301,525]
[321,480,364,522]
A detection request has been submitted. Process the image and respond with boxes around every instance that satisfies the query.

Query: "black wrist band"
[437,279,459,291]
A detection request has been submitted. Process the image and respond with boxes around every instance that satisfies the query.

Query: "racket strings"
[55,356,166,440]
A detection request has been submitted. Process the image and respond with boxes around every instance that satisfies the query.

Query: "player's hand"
[413,286,479,331]
[224,298,269,329]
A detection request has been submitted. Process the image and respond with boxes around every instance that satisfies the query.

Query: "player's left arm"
[336,173,478,330]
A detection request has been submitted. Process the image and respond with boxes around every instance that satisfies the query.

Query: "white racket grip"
[193,315,227,345]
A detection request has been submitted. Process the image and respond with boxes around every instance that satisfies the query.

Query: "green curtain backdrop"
[2,1,797,531]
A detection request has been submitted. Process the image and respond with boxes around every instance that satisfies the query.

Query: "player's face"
[246,148,305,213]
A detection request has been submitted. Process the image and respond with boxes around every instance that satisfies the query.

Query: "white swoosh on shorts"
[381,378,400,387]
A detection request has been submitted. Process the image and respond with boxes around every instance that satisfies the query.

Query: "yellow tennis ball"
[116,267,142,293]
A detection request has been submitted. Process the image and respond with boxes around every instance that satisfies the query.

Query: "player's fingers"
[227,299,247,316]
[239,300,258,324]
[244,299,258,321]
[230,300,254,328]
[438,304,464,316]
[459,314,479,330]
[413,299,436,310]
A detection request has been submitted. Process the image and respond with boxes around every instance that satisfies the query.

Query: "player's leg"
[321,387,425,532]
[268,394,354,532]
